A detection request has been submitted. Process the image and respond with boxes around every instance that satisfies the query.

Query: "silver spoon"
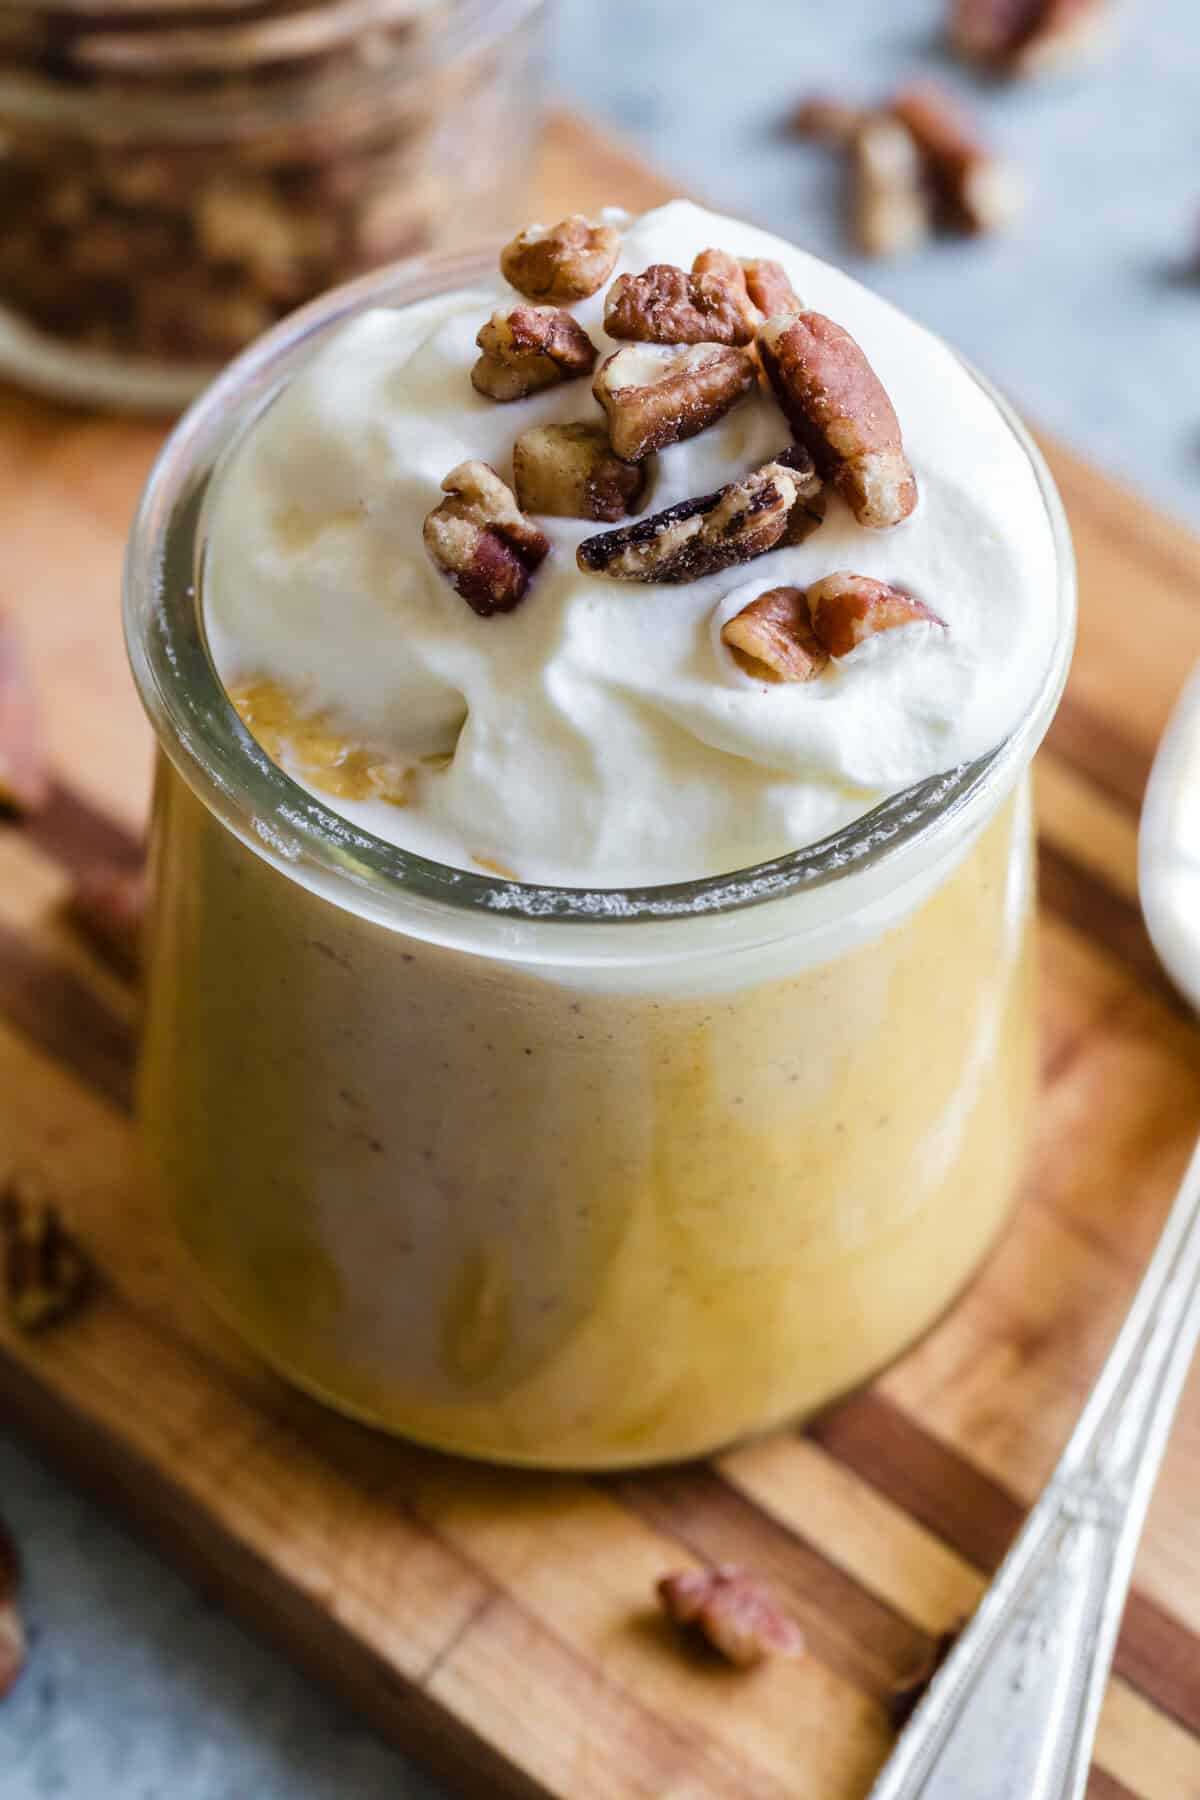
[868,670,1200,1800]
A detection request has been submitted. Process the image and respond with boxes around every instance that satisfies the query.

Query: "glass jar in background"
[0,0,546,408]
[124,251,1076,1471]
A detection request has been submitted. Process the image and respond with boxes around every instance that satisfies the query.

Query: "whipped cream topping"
[203,199,1059,887]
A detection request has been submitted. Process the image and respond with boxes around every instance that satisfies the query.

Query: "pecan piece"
[741,259,803,319]
[788,94,868,145]
[722,587,830,683]
[758,311,918,529]
[657,1566,805,1668]
[949,0,1114,76]
[66,862,147,981]
[577,457,807,584]
[605,264,756,347]
[0,616,49,817]
[2,1173,91,1335]
[500,215,620,303]
[592,342,756,463]
[423,462,550,617]
[512,423,645,523]
[852,116,933,260]
[0,1514,25,1701]
[690,249,761,332]
[471,304,597,402]
[807,572,943,656]
[891,85,1022,234]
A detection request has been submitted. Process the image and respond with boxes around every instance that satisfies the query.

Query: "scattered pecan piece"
[690,249,762,332]
[807,572,943,656]
[512,422,645,523]
[852,116,933,260]
[2,1172,91,1335]
[500,215,620,303]
[605,263,756,347]
[788,94,868,145]
[578,458,808,585]
[66,863,148,981]
[888,1623,964,1729]
[657,1565,805,1668]
[592,342,756,462]
[722,587,830,683]
[758,311,918,529]
[471,304,597,402]
[891,85,1022,234]
[742,259,803,319]
[0,616,49,818]
[949,0,1113,76]
[423,462,550,617]
[0,1514,25,1701]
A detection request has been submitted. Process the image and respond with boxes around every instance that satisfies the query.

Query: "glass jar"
[124,248,1076,1470]
[0,0,545,409]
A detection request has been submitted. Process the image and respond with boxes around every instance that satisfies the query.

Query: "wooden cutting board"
[2,111,1199,1800]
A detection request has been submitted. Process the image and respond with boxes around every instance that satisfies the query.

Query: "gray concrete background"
[3,2,1198,1795]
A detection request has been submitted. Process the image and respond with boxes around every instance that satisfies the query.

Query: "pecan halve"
[691,249,762,331]
[500,215,620,303]
[0,1513,24,1700]
[592,342,756,462]
[891,84,1022,234]
[0,616,49,817]
[722,586,830,683]
[604,264,756,347]
[852,116,933,260]
[657,1565,806,1668]
[758,311,918,528]
[950,0,1113,75]
[512,422,645,523]
[577,458,805,584]
[741,259,803,319]
[423,462,550,617]
[471,304,597,402]
[66,863,147,981]
[807,572,943,656]
[1,1172,91,1335]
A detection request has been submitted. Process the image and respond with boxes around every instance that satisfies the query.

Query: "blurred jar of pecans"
[0,0,547,407]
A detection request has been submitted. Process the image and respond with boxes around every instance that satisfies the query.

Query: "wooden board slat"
[2,110,1200,1799]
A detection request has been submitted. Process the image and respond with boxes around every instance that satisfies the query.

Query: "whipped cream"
[203,200,1059,887]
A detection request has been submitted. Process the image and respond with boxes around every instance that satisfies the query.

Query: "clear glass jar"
[124,248,1076,1470]
[0,0,545,409]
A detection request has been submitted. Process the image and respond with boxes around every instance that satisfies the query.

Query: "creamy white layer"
[203,199,1058,887]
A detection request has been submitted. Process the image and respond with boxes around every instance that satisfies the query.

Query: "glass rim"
[0,0,546,137]
[124,240,1077,943]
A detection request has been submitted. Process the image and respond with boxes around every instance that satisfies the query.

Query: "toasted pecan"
[577,457,808,584]
[605,263,757,347]
[657,1566,805,1668]
[758,311,918,528]
[722,587,830,683]
[592,342,756,462]
[806,572,942,656]
[852,116,932,259]
[423,461,550,617]
[891,84,1022,233]
[512,422,645,522]
[471,304,597,402]
[741,259,803,319]
[788,94,869,145]
[500,215,620,303]
[949,0,1113,75]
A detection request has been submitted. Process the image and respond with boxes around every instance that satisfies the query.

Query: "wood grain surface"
[1,111,1199,1799]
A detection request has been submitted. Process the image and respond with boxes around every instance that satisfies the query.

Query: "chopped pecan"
[577,457,807,584]
[500,215,620,303]
[722,586,830,683]
[512,423,645,522]
[423,462,550,617]
[2,1172,91,1335]
[657,1565,805,1668]
[0,616,49,817]
[888,1623,964,1729]
[0,1513,24,1701]
[852,116,933,260]
[807,572,943,656]
[949,0,1113,76]
[788,94,868,144]
[690,249,761,332]
[773,444,828,543]
[604,263,756,347]
[758,311,918,528]
[471,304,597,402]
[592,342,756,463]
[891,84,1022,234]
[741,258,803,319]
[66,863,148,981]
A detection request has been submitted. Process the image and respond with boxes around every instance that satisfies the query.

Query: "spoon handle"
[868,1133,1200,1800]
